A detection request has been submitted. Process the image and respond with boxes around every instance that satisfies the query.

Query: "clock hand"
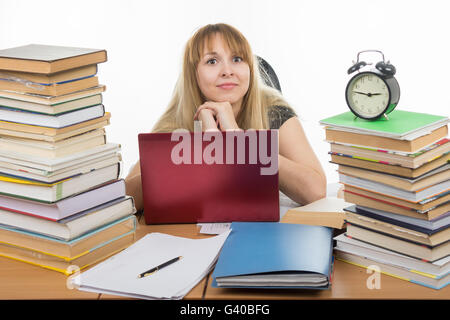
[353,91,370,96]
[353,91,383,97]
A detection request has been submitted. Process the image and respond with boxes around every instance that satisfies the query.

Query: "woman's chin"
[214,96,240,104]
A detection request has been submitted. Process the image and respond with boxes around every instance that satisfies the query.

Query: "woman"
[126,23,326,211]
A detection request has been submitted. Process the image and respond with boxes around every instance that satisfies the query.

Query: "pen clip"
[138,268,157,278]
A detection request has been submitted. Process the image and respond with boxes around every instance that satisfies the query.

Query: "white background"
[1,0,449,185]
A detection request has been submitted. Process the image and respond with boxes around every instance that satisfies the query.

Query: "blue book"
[211,222,334,289]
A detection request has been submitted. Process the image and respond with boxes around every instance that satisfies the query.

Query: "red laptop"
[138,130,279,224]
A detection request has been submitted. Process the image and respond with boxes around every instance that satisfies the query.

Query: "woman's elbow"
[303,174,327,204]
[311,181,327,202]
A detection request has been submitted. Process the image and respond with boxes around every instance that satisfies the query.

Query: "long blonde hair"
[152,23,291,133]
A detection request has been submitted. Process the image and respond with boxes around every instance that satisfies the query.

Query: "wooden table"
[0,214,208,300]
[204,259,449,300]
[0,255,99,300]
[1,214,449,300]
[98,214,211,300]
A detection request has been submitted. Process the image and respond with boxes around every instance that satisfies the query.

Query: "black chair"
[256,55,282,93]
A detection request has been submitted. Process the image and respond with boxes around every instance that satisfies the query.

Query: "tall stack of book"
[320,110,450,289]
[0,44,136,275]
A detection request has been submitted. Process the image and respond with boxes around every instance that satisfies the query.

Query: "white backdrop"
[1,0,449,184]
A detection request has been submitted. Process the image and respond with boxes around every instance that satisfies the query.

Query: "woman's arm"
[125,160,144,212]
[278,117,327,205]
[125,109,219,212]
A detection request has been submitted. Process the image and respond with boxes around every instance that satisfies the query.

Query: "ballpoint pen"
[138,256,183,278]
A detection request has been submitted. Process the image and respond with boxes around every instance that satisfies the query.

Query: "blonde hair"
[152,23,291,133]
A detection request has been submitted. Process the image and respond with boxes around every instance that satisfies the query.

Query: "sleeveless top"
[268,105,297,129]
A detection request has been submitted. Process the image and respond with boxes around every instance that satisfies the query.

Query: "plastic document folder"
[73,230,231,300]
[212,222,334,289]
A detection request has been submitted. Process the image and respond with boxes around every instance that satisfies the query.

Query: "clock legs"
[353,113,390,121]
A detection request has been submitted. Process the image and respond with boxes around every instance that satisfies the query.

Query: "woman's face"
[196,33,250,111]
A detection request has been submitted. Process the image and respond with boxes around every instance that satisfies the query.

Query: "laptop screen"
[138,130,279,224]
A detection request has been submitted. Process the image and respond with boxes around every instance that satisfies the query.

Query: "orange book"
[330,152,449,178]
[326,125,448,153]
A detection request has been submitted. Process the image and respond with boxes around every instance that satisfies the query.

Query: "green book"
[319,110,449,139]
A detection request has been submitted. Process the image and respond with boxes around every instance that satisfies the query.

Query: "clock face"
[346,72,390,119]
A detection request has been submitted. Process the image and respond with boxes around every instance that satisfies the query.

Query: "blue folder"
[211,222,333,289]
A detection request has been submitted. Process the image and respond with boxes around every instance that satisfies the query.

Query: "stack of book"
[0,44,136,275]
[320,110,450,289]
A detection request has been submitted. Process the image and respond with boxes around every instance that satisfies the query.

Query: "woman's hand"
[196,108,219,131]
[194,101,240,130]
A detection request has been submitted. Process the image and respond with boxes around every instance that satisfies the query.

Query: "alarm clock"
[345,50,400,120]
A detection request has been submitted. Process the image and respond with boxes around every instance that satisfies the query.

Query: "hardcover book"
[329,138,450,169]
[0,65,97,85]
[0,196,135,241]
[0,179,126,220]
[339,172,450,202]
[0,93,102,115]
[0,163,120,203]
[0,75,99,96]
[0,104,105,128]
[345,222,450,262]
[326,125,448,153]
[334,233,450,278]
[0,142,120,173]
[0,153,121,183]
[330,152,450,178]
[334,249,449,290]
[344,205,450,246]
[0,230,135,275]
[343,188,449,221]
[0,44,107,74]
[343,185,450,213]
[0,85,105,105]
[0,215,136,262]
[0,112,111,138]
[338,164,450,192]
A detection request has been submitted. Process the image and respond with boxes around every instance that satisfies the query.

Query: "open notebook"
[72,230,230,300]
